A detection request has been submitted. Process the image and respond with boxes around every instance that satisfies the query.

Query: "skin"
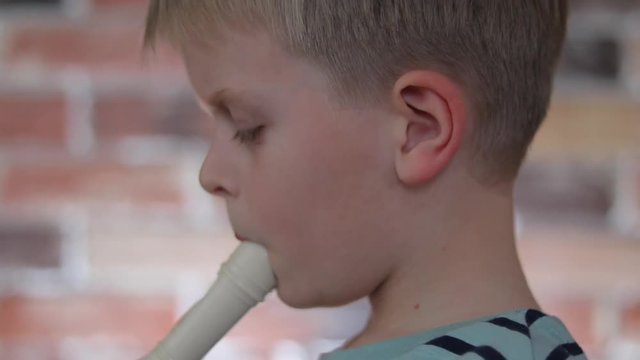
[180,30,540,350]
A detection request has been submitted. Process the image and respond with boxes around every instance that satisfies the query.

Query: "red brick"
[94,94,207,141]
[0,294,173,345]
[1,161,184,208]
[5,22,182,74]
[538,298,596,349]
[622,302,640,338]
[94,96,156,139]
[0,93,67,147]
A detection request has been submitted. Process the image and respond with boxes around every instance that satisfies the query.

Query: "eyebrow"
[203,88,266,120]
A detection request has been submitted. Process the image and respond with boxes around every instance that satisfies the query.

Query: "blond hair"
[144,1,568,182]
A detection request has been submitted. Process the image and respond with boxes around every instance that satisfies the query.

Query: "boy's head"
[144,1,568,309]
[146,1,568,182]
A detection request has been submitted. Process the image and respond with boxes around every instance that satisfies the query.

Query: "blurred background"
[0,0,639,359]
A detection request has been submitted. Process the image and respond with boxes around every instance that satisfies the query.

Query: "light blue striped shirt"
[320,308,587,360]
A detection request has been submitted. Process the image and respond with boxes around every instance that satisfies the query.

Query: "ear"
[391,70,468,186]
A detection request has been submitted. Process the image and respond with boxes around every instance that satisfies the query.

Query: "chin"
[276,284,362,309]
[276,286,318,309]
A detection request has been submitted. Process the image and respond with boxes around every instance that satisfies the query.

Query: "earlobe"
[392,71,467,186]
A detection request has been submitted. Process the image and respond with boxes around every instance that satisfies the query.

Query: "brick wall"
[0,1,639,359]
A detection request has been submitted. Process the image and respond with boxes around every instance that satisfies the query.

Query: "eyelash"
[232,125,265,145]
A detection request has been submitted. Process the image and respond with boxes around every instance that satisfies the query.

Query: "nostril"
[211,186,230,197]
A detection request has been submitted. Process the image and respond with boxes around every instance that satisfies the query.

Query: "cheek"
[250,112,387,251]
[243,126,348,266]
[243,109,395,305]
[249,158,323,248]
[244,144,311,245]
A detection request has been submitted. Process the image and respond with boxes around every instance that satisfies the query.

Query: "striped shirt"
[320,308,587,360]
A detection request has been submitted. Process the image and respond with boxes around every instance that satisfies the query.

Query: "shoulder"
[395,309,588,360]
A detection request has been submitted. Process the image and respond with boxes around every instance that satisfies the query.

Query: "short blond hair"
[144,1,568,182]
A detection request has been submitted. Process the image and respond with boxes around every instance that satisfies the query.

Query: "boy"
[144,1,586,359]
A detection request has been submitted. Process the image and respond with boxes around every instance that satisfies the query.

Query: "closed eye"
[232,125,265,145]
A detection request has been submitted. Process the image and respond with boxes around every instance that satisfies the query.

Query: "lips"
[235,233,248,241]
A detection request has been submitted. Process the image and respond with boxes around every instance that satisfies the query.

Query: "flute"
[141,242,277,360]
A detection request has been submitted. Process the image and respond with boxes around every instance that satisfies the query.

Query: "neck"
[343,180,539,349]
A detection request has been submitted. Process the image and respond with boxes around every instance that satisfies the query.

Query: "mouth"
[234,233,248,242]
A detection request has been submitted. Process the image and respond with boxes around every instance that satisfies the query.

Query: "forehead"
[179,31,327,106]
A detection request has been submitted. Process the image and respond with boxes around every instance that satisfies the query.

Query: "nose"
[198,147,236,198]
